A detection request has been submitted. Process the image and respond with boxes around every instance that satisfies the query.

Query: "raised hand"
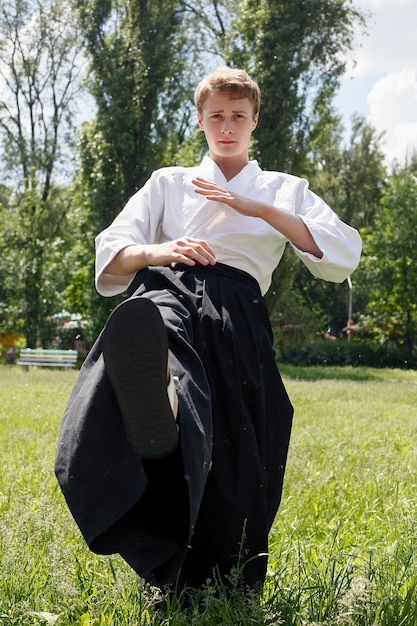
[192,177,323,258]
[192,177,265,218]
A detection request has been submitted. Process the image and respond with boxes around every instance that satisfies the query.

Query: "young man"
[55,67,361,593]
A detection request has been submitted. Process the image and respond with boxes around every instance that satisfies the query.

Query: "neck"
[210,155,249,181]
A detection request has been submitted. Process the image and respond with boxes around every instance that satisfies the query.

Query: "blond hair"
[194,67,261,117]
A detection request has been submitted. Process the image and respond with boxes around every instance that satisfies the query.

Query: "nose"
[221,119,233,134]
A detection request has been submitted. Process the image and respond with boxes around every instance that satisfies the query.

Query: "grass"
[0,364,416,625]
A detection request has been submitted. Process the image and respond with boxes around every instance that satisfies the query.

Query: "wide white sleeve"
[291,179,362,283]
[95,172,165,296]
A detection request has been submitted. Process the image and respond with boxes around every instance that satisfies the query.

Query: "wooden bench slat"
[19,349,78,356]
[17,349,78,370]
[18,356,77,360]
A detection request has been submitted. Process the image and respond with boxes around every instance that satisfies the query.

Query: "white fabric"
[95,157,362,296]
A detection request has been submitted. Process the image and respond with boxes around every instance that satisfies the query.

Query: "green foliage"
[215,1,371,338]
[279,338,416,369]
[2,0,414,362]
[267,248,329,339]
[226,0,366,173]
[73,0,193,332]
[0,0,85,346]
[339,116,387,227]
[357,157,417,355]
[268,245,356,347]
[267,112,387,344]
[0,181,93,346]
[307,114,387,229]
[75,0,187,230]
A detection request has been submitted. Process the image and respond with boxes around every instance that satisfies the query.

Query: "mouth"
[218,140,236,145]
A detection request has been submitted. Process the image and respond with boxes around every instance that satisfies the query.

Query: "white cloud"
[348,0,417,78]
[367,70,417,164]
[337,0,417,165]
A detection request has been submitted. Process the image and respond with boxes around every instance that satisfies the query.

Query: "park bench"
[17,348,78,371]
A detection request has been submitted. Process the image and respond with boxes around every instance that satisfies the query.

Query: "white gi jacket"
[96,156,362,297]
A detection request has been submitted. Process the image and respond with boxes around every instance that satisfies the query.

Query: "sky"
[334,0,417,167]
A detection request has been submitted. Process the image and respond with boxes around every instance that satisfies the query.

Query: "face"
[197,91,258,166]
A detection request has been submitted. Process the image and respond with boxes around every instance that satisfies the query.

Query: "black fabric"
[54,263,294,590]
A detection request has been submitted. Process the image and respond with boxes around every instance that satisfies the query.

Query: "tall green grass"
[0,364,416,625]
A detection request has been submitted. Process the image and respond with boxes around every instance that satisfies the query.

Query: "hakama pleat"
[54,263,293,590]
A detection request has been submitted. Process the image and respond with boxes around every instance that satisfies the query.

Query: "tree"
[74,0,194,334]
[358,157,417,358]
[74,0,369,338]
[287,112,388,339]
[0,0,85,346]
[308,113,387,329]
[225,0,367,173]
[307,112,387,231]
[75,0,189,228]
[339,115,386,228]
[0,184,16,336]
[199,0,367,341]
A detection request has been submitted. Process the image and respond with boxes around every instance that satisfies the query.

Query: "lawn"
[0,364,416,625]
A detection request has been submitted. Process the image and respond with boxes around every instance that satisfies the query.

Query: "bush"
[279,339,416,369]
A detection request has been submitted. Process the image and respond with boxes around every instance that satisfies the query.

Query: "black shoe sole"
[102,297,179,460]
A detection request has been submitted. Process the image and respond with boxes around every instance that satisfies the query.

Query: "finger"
[189,248,216,265]
[193,185,224,198]
[192,177,211,185]
[183,237,216,255]
[176,239,216,265]
[192,177,222,191]
[188,244,217,265]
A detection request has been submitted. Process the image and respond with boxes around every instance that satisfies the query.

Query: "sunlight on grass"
[0,365,416,625]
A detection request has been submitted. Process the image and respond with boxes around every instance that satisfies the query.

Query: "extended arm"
[105,237,217,276]
[192,177,323,258]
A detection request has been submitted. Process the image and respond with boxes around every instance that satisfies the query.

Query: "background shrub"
[279,340,416,369]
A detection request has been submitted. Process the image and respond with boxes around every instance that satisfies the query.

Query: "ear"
[197,111,204,130]
[252,112,259,130]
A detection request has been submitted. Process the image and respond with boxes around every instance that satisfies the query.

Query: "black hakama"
[54,263,293,590]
